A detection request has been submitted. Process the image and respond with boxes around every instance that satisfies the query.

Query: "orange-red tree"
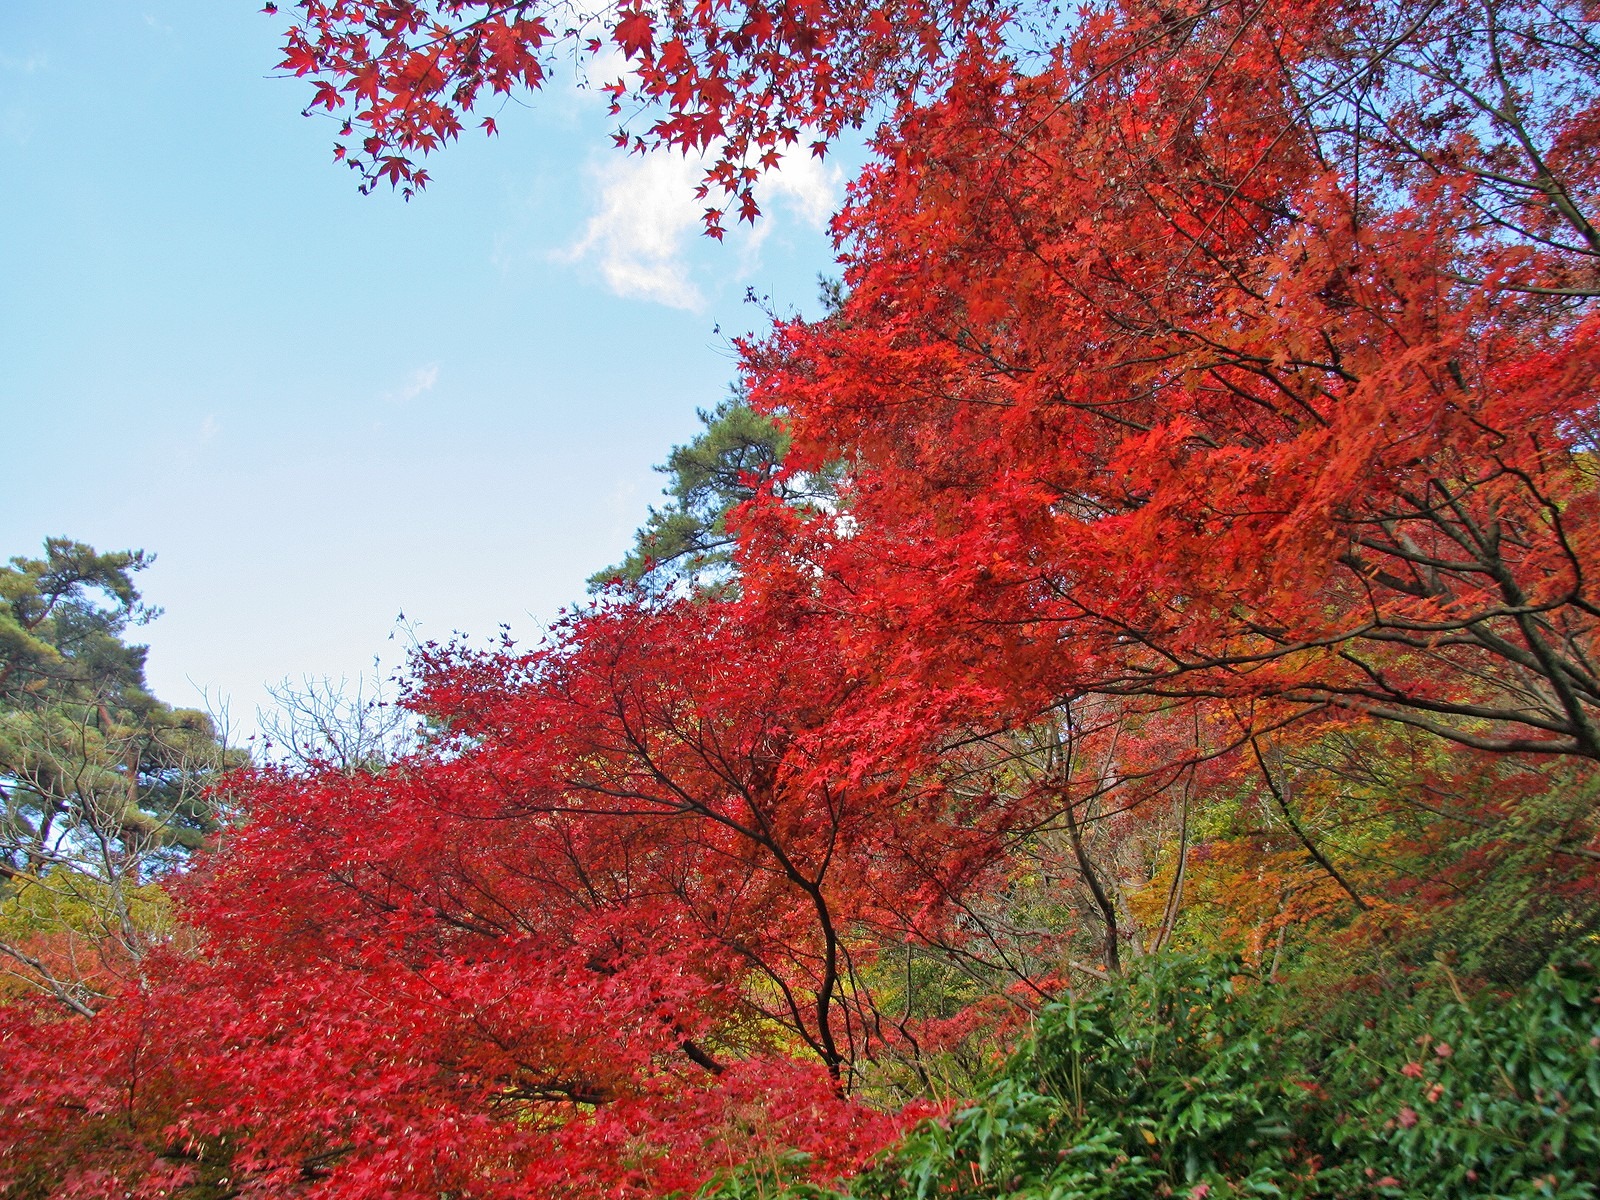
[738,0,1600,760]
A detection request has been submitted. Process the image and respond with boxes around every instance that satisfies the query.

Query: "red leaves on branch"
[1,600,976,1196]
[272,0,998,217]
[740,0,1600,759]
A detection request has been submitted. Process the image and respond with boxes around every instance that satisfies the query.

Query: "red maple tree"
[5,1,1597,1194]
[739,0,1600,760]
[1,598,1011,1195]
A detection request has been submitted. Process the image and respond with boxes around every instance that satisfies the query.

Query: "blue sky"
[1,3,853,742]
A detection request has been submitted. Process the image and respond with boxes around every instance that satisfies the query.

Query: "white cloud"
[200,414,220,442]
[563,140,842,311]
[761,149,843,230]
[390,363,440,403]
[733,148,845,274]
[565,151,709,311]
[577,46,634,98]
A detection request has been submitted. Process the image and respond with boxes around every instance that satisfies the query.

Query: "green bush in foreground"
[708,955,1600,1200]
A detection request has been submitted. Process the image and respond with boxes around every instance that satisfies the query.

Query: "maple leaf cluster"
[273,0,998,225]
[4,0,1599,1194]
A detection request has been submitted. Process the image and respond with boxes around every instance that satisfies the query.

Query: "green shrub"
[705,955,1600,1200]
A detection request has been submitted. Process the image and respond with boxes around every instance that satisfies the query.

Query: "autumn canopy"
[3,0,1599,1195]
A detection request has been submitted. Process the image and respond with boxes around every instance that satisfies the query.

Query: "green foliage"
[0,864,172,940]
[592,392,791,594]
[592,392,841,595]
[707,954,1600,1200]
[0,538,240,1011]
[1122,722,1600,994]
[0,540,235,874]
[0,539,154,707]
[1306,959,1600,1198]
[843,959,1294,1200]
[1379,771,1600,986]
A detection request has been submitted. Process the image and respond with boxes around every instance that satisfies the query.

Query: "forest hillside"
[3,0,1599,1195]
